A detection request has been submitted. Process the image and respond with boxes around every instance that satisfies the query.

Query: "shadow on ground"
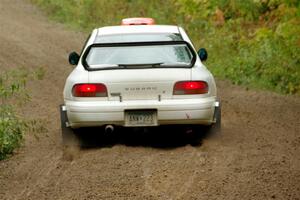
[74,126,209,149]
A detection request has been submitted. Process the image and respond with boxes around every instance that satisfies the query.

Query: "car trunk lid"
[88,68,191,101]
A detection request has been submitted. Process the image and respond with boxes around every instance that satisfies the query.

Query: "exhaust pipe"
[185,128,194,135]
[105,125,114,134]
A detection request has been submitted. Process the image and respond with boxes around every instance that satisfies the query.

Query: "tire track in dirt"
[16,152,62,199]
[142,147,207,199]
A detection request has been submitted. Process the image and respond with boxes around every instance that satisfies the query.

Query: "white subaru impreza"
[60,18,220,145]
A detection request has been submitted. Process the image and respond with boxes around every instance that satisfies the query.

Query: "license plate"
[125,110,157,127]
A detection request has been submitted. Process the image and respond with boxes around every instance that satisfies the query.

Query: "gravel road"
[0,1,299,199]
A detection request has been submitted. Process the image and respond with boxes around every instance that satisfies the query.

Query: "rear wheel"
[186,103,221,145]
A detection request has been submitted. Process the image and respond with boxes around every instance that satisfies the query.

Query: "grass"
[32,0,300,95]
[0,69,28,160]
[0,106,25,160]
[0,68,47,160]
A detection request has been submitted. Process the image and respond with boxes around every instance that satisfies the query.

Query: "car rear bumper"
[64,97,218,128]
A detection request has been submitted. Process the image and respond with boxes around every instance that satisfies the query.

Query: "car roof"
[96,25,180,36]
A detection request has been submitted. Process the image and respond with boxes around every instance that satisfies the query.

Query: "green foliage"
[0,68,47,160]
[0,106,25,160]
[203,2,300,94]
[33,67,46,80]
[0,70,28,160]
[32,0,300,94]
[31,0,176,30]
[0,68,31,105]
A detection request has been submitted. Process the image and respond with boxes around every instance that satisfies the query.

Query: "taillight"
[173,81,208,95]
[72,84,107,97]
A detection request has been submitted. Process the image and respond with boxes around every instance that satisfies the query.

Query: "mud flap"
[59,105,80,148]
[209,101,221,135]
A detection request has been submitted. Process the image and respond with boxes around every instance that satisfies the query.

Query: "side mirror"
[197,48,208,61]
[69,52,80,65]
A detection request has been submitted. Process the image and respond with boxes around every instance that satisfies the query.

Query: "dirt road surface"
[0,1,299,199]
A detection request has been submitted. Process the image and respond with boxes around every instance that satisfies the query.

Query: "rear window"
[95,33,183,43]
[82,41,196,71]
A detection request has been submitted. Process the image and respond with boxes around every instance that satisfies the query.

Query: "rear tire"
[187,103,221,144]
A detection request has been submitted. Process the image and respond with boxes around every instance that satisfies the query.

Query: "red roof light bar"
[121,18,155,25]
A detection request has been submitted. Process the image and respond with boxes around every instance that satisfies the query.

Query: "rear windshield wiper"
[118,62,164,68]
